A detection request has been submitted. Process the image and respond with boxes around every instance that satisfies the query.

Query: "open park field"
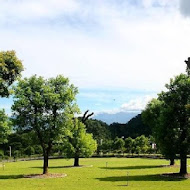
[0,157,190,190]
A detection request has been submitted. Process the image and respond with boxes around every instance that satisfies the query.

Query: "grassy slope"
[0,158,189,190]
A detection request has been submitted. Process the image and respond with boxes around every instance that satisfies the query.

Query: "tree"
[0,109,11,144]
[113,137,125,154]
[142,98,177,166]
[12,75,78,174]
[143,74,190,175]
[100,140,114,154]
[134,135,149,154]
[158,74,190,175]
[63,118,97,166]
[0,50,23,97]
[125,137,134,154]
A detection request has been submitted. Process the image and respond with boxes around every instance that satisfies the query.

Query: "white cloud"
[0,0,189,93]
[120,95,155,111]
[94,94,156,115]
[1,0,190,116]
[0,0,78,23]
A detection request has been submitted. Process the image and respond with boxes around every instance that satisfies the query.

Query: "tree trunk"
[74,156,79,167]
[170,158,175,166]
[43,153,49,174]
[180,154,187,175]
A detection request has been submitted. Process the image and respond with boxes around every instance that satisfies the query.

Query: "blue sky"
[0,0,190,115]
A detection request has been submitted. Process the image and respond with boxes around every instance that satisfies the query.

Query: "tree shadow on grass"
[31,166,77,169]
[100,165,164,170]
[0,174,24,180]
[96,174,187,182]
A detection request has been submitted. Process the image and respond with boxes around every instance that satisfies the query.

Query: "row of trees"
[0,51,97,174]
[99,135,155,155]
[1,132,154,159]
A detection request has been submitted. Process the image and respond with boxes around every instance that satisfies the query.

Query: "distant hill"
[93,111,140,125]
[109,114,151,139]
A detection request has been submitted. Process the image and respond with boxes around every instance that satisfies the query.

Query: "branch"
[81,110,94,123]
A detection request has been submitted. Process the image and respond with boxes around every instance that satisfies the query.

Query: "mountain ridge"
[93,111,140,124]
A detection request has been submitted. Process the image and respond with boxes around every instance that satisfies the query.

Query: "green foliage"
[100,140,114,154]
[85,119,111,142]
[0,50,23,97]
[0,109,12,144]
[124,136,150,154]
[24,146,35,157]
[63,118,97,159]
[143,74,190,174]
[113,137,125,153]
[6,131,39,156]
[142,97,177,162]
[134,135,149,154]
[12,75,78,173]
[0,149,4,159]
[142,98,162,129]
[34,145,43,155]
[125,137,134,153]
[13,150,21,159]
[109,114,151,139]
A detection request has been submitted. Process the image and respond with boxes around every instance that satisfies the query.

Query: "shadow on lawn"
[0,174,24,179]
[100,165,164,170]
[96,174,187,182]
[31,166,75,169]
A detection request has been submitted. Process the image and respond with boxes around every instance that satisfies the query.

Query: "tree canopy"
[0,50,23,97]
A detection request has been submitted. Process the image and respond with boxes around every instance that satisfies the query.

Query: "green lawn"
[0,157,189,190]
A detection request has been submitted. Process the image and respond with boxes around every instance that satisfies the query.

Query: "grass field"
[0,157,189,190]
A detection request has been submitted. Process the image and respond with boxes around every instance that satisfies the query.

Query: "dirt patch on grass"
[24,173,67,179]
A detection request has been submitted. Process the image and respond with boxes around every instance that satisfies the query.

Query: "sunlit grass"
[0,157,189,190]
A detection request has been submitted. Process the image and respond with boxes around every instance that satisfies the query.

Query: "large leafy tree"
[63,118,97,166]
[12,75,78,174]
[143,74,190,175]
[142,99,176,165]
[0,50,23,97]
[159,74,190,175]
